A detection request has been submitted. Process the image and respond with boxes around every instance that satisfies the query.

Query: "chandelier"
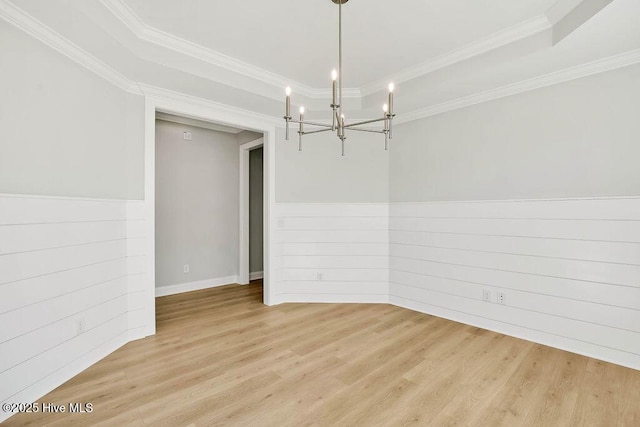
[283,0,396,156]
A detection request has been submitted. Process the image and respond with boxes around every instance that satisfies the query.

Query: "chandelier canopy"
[283,0,396,156]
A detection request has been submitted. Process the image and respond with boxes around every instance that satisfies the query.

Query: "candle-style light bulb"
[299,106,305,115]
[331,69,338,112]
[284,86,292,140]
[383,104,388,113]
[388,83,395,93]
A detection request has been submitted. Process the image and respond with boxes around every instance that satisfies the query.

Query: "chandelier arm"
[301,128,334,135]
[346,128,386,134]
[289,119,334,128]
[343,117,388,128]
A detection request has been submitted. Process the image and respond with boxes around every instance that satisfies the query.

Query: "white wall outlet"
[317,272,324,281]
[183,131,192,140]
[482,289,492,302]
[76,317,86,335]
[183,264,190,273]
[497,292,506,305]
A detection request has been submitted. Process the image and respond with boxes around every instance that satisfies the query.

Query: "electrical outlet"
[497,292,506,305]
[76,317,86,335]
[183,264,190,273]
[183,131,192,140]
[482,289,492,302]
[317,272,324,281]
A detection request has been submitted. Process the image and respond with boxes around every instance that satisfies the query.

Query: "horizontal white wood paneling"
[0,221,127,255]
[0,277,128,343]
[282,216,389,231]
[275,203,389,303]
[389,197,640,370]
[126,201,152,341]
[0,258,126,314]
[390,244,639,286]
[0,295,128,375]
[0,313,128,403]
[2,332,129,424]
[275,204,388,217]
[279,268,388,283]
[390,231,640,265]
[390,198,640,220]
[277,230,388,243]
[280,242,389,256]
[389,268,640,311]
[281,255,389,269]
[390,217,640,242]
[0,195,148,422]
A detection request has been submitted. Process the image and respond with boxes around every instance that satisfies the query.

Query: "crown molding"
[361,16,552,97]
[99,0,360,100]
[0,0,141,95]
[396,48,640,125]
[3,0,638,133]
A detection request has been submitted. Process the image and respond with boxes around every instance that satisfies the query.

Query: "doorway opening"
[239,138,264,285]
[148,111,270,332]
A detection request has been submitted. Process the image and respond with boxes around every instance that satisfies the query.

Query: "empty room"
[1,0,639,425]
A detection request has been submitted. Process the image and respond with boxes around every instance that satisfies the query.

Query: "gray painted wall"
[155,120,241,288]
[249,147,263,274]
[0,21,144,200]
[236,130,263,145]
[276,127,389,203]
[390,63,640,202]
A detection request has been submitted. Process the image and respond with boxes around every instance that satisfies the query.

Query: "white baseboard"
[249,271,264,280]
[155,275,239,297]
[272,293,389,305]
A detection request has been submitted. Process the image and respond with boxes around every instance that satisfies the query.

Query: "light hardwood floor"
[6,281,640,426]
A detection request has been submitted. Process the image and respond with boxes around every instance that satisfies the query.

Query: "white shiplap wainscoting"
[0,194,150,423]
[125,200,152,340]
[389,197,640,370]
[274,203,389,304]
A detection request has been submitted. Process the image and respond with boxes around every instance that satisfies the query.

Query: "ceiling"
[123,0,558,88]
[3,0,640,120]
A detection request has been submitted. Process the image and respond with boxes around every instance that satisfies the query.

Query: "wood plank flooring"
[6,281,640,426]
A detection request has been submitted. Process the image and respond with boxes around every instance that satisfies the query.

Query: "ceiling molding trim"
[0,0,141,95]
[100,0,360,100]
[396,48,640,125]
[139,83,282,128]
[361,15,552,96]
